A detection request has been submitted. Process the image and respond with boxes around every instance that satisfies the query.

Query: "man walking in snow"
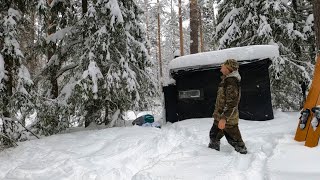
[208,59,247,154]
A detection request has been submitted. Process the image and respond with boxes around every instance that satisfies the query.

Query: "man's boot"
[235,145,247,154]
[208,140,220,151]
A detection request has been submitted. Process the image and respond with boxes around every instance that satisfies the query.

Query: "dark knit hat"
[223,59,239,71]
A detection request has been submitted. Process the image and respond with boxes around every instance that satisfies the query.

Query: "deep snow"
[0,110,320,180]
[169,45,279,71]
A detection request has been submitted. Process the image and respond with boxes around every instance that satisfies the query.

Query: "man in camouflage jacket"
[208,59,247,154]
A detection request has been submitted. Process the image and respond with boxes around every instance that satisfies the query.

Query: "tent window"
[179,90,201,99]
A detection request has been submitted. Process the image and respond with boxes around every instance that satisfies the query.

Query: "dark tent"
[163,45,278,123]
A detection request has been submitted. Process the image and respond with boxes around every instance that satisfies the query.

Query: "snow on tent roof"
[169,45,279,71]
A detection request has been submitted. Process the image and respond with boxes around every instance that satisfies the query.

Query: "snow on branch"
[258,15,272,37]
[49,0,66,8]
[219,21,241,49]
[55,64,78,79]
[37,0,47,11]
[3,8,24,59]
[303,14,314,34]
[18,65,33,87]
[216,8,242,33]
[106,0,124,28]
[82,58,103,94]
[46,27,72,44]
[33,55,65,83]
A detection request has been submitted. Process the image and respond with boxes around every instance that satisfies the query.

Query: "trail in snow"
[0,111,319,180]
[132,111,303,180]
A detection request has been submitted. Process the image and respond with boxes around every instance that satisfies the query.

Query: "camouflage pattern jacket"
[213,70,241,126]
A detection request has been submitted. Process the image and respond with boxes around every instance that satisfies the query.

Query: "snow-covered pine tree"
[201,0,217,51]
[0,1,34,148]
[58,0,156,127]
[315,0,320,53]
[31,0,76,136]
[298,0,316,63]
[215,0,315,110]
[215,0,242,49]
[136,0,191,85]
[135,0,158,74]
[160,0,180,85]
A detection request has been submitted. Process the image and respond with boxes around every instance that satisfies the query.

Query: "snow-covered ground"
[0,110,320,180]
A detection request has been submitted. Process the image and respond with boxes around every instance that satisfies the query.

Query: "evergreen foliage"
[1,0,157,149]
[0,1,34,148]
[215,0,315,110]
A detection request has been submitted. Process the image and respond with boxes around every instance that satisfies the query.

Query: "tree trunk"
[144,0,149,41]
[190,0,199,54]
[171,0,176,50]
[3,55,13,118]
[199,8,204,52]
[145,0,150,54]
[178,0,184,56]
[24,10,38,77]
[82,0,88,40]
[47,0,59,98]
[157,0,163,83]
[82,0,88,14]
[292,0,301,56]
[314,0,320,54]
[2,2,15,118]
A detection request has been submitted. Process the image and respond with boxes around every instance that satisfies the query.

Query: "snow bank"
[1,111,320,180]
[169,45,279,71]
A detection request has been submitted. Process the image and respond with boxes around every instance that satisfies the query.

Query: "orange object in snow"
[305,106,320,147]
[295,56,320,144]
[305,86,320,147]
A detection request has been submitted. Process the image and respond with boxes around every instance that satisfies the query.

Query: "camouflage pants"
[209,122,247,154]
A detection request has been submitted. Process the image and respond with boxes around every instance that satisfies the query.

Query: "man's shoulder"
[224,76,239,84]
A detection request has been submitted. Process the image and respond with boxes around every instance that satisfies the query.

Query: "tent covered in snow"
[163,45,279,123]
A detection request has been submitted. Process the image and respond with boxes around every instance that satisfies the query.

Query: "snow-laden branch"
[55,64,78,79]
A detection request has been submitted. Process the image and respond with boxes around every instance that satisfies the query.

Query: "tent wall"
[163,85,178,123]
[164,59,273,123]
[237,59,273,120]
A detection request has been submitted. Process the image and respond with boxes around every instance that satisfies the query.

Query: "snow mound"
[169,45,279,71]
[1,111,320,180]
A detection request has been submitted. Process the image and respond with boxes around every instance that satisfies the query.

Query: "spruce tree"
[215,0,315,110]
[32,0,73,135]
[0,1,34,147]
[58,0,156,127]
[201,0,217,51]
